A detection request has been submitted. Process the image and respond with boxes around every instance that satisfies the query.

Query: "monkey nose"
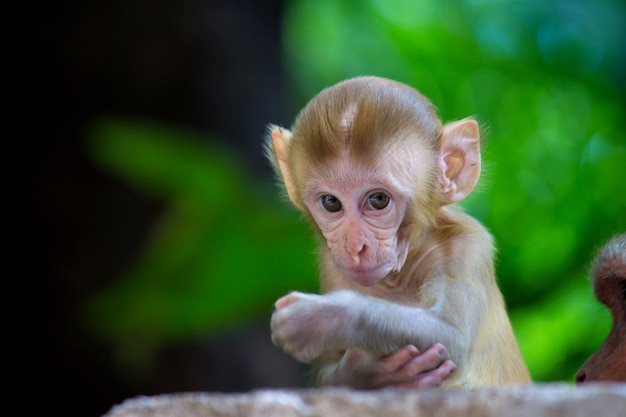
[346,240,366,266]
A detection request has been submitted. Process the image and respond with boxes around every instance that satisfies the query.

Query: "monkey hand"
[320,344,456,389]
[271,291,355,363]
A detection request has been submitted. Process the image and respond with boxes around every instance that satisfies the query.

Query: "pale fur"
[267,76,531,388]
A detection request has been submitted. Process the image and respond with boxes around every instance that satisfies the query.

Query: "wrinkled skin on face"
[303,155,413,287]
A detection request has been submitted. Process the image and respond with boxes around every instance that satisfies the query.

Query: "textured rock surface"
[104,383,626,417]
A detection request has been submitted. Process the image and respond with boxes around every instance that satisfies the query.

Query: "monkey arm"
[333,289,469,363]
[271,289,469,366]
[313,343,457,389]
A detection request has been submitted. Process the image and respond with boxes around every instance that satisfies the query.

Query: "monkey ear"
[267,125,302,209]
[437,119,481,204]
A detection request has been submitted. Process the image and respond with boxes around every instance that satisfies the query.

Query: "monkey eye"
[320,195,342,212]
[367,192,390,210]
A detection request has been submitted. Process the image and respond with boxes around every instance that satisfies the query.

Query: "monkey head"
[267,77,481,287]
[576,233,626,383]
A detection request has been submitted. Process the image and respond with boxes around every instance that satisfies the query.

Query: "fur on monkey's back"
[432,209,530,386]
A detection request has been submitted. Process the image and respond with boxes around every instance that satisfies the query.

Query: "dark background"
[17,1,303,416]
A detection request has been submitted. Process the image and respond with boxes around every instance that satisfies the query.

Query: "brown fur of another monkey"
[576,233,626,383]
[266,76,530,387]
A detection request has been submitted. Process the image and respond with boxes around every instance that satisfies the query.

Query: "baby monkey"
[266,76,530,388]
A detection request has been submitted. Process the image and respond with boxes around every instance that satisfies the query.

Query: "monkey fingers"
[274,291,308,310]
[378,343,454,387]
[270,310,316,362]
[400,343,451,374]
[330,348,393,389]
[380,344,421,373]
[327,344,453,389]
[394,359,457,389]
[270,292,347,362]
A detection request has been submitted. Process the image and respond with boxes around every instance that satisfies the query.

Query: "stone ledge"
[104,383,626,417]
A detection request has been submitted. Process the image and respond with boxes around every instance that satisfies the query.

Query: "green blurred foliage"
[283,0,625,382]
[85,0,625,383]
[85,120,318,371]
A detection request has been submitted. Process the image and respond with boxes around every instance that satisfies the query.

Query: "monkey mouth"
[343,263,392,287]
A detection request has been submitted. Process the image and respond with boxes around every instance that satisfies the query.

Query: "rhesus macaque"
[576,233,626,384]
[266,76,530,388]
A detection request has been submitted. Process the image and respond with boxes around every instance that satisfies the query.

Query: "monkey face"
[303,157,412,287]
